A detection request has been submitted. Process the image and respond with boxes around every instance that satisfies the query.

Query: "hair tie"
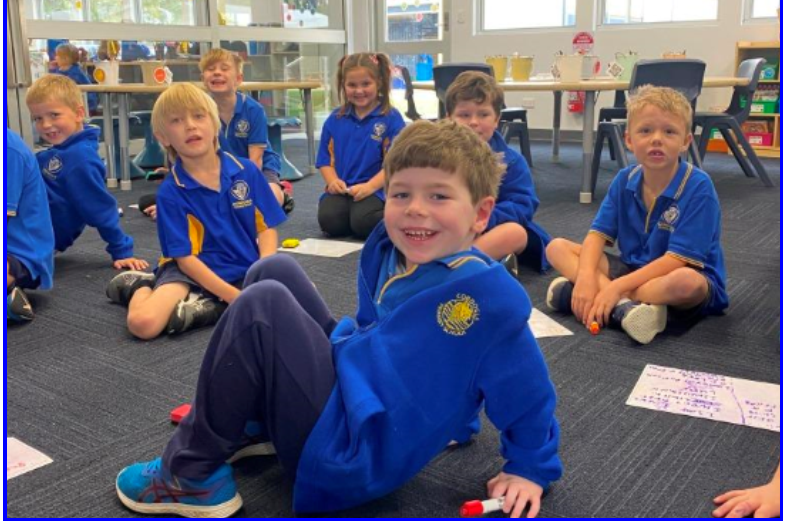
[369,54,379,65]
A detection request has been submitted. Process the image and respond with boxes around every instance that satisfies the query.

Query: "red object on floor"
[170,403,192,424]
[280,180,294,196]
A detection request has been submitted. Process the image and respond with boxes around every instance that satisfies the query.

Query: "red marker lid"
[460,500,484,518]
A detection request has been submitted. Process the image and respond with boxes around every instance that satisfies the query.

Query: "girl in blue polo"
[316,52,405,239]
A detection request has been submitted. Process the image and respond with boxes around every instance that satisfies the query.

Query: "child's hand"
[326,179,349,195]
[588,282,623,327]
[113,258,150,271]
[572,276,599,324]
[713,483,781,518]
[348,183,374,202]
[144,205,157,220]
[487,472,543,519]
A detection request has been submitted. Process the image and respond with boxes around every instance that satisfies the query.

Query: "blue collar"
[346,103,384,122]
[170,150,244,191]
[625,160,693,202]
[233,92,246,116]
[51,125,100,150]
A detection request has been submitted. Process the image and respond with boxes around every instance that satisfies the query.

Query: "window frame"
[598,0,721,27]
[477,0,577,34]
[743,0,780,23]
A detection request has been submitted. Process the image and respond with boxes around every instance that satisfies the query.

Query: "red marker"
[590,321,600,336]
[460,497,504,517]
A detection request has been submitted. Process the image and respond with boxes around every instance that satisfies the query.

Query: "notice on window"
[6,438,53,480]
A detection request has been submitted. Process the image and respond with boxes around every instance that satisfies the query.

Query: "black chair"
[395,65,426,121]
[693,58,773,187]
[433,63,533,166]
[590,59,707,196]
[598,90,627,162]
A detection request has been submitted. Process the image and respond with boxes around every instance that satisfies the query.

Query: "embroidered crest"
[44,155,63,179]
[437,294,480,337]
[661,204,680,225]
[235,119,250,137]
[371,122,387,141]
[231,180,250,201]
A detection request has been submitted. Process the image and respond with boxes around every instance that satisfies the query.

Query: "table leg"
[303,88,316,175]
[580,90,597,204]
[118,93,132,191]
[102,93,118,189]
[552,91,562,161]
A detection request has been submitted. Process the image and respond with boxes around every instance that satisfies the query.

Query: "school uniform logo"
[235,119,250,138]
[658,204,681,232]
[43,155,64,180]
[371,123,387,142]
[231,180,252,209]
[437,294,480,336]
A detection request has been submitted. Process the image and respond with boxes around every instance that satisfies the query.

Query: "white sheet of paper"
[6,438,53,480]
[627,365,780,432]
[278,238,364,258]
[529,308,573,339]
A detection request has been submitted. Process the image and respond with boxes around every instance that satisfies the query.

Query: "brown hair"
[55,43,80,66]
[445,71,505,118]
[26,74,84,113]
[151,83,221,160]
[384,119,505,203]
[336,52,393,117]
[627,85,693,132]
[199,49,244,75]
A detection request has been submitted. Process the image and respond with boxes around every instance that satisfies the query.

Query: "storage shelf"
[736,41,780,160]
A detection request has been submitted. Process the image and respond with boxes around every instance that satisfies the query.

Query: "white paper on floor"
[529,308,573,339]
[627,365,780,432]
[279,238,364,258]
[6,438,53,480]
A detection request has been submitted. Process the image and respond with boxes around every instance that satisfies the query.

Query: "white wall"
[353,0,779,131]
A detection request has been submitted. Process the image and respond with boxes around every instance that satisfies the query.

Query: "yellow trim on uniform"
[447,256,488,270]
[328,138,336,169]
[667,251,704,269]
[377,264,419,304]
[644,197,657,234]
[171,166,184,188]
[627,165,643,180]
[674,163,694,200]
[187,214,205,256]
[254,207,268,234]
[224,152,245,170]
[588,229,615,246]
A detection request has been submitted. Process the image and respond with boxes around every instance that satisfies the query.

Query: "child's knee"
[245,255,298,286]
[545,238,571,264]
[127,310,165,340]
[668,268,707,302]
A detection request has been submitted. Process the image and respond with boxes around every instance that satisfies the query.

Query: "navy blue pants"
[163,255,337,481]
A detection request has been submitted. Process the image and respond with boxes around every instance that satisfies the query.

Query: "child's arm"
[572,232,607,323]
[175,256,240,304]
[319,166,349,194]
[347,170,385,202]
[588,254,685,327]
[248,145,265,171]
[713,464,780,518]
[486,153,538,230]
[67,156,147,270]
[486,472,544,518]
[257,228,278,258]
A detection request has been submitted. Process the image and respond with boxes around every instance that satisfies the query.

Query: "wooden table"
[414,76,748,203]
[80,81,322,190]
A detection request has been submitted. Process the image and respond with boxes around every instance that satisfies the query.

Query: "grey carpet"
[6,138,781,518]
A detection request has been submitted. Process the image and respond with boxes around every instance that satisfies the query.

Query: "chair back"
[433,63,493,118]
[396,65,422,121]
[727,58,766,123]
[629,59,707,107]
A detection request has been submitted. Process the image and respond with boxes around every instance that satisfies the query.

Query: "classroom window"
[25,0,200,25]
[746,0,780,20]
[601,0,719,25]
[219,1,344,30]
[481,0,576,31]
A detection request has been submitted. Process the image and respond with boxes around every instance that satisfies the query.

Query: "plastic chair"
[396,65,427,121]
[132,111,166,170]
[268,116,303,181]
[433,63,494,118]
[693,58,773,187]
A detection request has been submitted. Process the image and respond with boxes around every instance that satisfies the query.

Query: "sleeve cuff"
[589,229,615,246]
[667,251,705,269]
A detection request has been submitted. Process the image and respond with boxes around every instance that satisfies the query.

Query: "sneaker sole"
[116,484,243,518]
[545,277,570,312]
[228,442,277,464]
[8,289,35,321]
[621,304,667,344]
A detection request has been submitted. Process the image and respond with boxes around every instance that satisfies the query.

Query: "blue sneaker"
[116,458,242,518]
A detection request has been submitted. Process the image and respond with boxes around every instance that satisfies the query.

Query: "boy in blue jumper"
[25,75,147,272]
[106,83,286,340]
[115,119,562,518]
[445,71,551,274]
[545,86,728,344]
[50,43,98,113]
[6,129,55,322]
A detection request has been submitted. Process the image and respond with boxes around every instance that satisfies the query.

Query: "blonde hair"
[336,52,394,117]
[384,120,505,203]
[199,49,244,75]
[26,74,84,113]
[445,71,505,118]
[627,85,693,132]
[55,43,80,66]
[151,84,221,160]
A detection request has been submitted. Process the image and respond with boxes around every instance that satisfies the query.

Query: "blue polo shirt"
[316,105,406,200]
[156,151,287,284]
[6,130,55,290]
[218,92,281,175]
[51,65,98,112]
[37,126,134,261]
[590,161,728,313]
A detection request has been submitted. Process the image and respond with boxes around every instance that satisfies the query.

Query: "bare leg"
[631,267,709,309]
[545,238,613,289]
[474,223,529,261]
[7,260,15,291]
[268,182,285,207]
[127,283,190,340]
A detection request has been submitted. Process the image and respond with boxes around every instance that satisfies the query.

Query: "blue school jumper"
[218,93,281,175]
[52,65,98,112]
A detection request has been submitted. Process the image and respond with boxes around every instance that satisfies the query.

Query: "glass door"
[375,0,451,119]
[7,2,34,141]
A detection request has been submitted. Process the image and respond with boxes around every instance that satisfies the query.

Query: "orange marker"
[590,321,600,336]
